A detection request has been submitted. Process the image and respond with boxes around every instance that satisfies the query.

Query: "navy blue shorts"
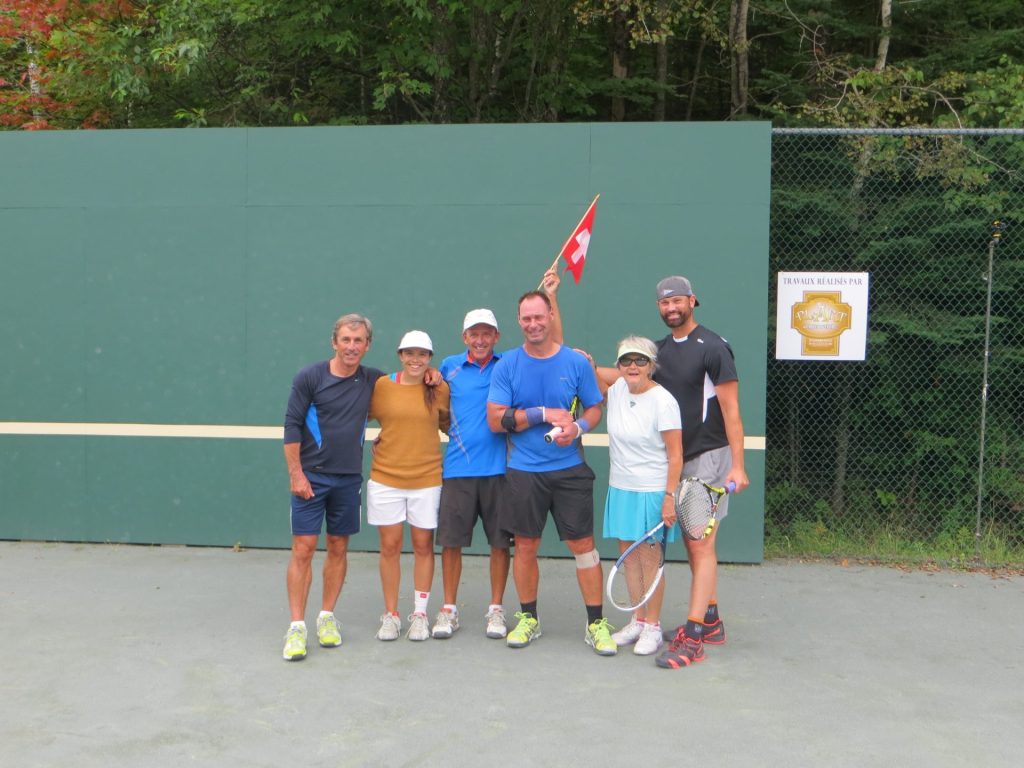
[290,472,362,537]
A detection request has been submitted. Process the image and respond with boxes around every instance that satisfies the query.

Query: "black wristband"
[501,407,517,433]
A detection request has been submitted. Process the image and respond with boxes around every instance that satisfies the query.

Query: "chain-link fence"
[767,128,1024,567]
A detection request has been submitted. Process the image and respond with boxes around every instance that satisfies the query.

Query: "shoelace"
[510,611,536,637]
[667,632,699,654]
[590,618,613,639]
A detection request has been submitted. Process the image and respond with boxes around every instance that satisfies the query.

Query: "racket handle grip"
[543,426,563,443]
[725,481,737,493]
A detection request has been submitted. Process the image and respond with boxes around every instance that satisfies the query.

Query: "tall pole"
[974,219,1004,563]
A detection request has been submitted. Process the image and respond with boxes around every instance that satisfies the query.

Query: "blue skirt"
[602,487,680,543]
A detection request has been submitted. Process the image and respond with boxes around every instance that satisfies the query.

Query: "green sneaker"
[506,611,542,648]
[282,624,307,661]
[585,617,617,656]
[316,613,342,647]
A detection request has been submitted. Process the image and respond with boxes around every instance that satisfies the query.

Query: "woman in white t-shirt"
[602,336,683,656]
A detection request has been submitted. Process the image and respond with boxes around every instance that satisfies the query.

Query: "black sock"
[586,604,603,625]
[520,601,537,620]
[684,619,705,640]
[704,603,720,624]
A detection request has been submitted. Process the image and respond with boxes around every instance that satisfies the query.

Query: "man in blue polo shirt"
[429,308,511,640]
[430,272,564,641]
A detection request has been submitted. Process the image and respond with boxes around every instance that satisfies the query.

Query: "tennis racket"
[673,477,736,541]
[605,521,668,612]
[543,395,582,443]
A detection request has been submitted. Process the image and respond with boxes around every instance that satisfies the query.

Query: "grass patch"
[764,518,1024,569]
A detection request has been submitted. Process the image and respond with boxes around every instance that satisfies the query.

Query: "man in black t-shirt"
[649,276,749,669]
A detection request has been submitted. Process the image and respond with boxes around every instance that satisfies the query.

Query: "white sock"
[318,610,333,619]
[290,620,306,630]
[488,604,503,613]
[414,591,430,615]
[442,603,458,615]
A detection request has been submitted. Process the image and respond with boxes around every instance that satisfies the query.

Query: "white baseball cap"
[397,330,433,352]
[462,308,499,331]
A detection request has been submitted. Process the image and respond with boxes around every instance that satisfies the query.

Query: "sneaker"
[611,617,644,646]
[376,613,402,641]
[407,612,430,641]
[655,630,705,669]
[506,611,541,648]
[485,607,507,639]
[431,609,459,639]
[702,618,727,645]
[585,618,617,656]
[316,613,342,647]
[282,624,307,661]
[663,619,727,644]
[634,623,664,656]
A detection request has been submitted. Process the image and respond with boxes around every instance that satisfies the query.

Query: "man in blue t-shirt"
[486,291,616,656]
[430,271,563,641]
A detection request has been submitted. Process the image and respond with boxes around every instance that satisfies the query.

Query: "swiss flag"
[559,196,599,283]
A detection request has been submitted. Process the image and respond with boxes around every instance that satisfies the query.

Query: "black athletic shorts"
[436,475,512,549]
[501,463,596,541]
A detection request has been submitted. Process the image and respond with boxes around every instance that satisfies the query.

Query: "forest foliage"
[2,1,1023,129]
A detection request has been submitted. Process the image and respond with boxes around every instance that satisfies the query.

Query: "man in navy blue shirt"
[281,313,382,661]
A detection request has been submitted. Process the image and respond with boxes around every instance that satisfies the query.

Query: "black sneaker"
[655,630,705,669]
[662,618,726,645]
[702,618,726,645]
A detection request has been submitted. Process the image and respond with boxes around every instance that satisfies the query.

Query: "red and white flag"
[558,195,599,283]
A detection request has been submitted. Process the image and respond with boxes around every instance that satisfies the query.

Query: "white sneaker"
[634,622,664,656]
[485,607,507,639]
[611,617,644,645]
[431,609,459,639]
[407,612,430,641]
[376,613,401,641]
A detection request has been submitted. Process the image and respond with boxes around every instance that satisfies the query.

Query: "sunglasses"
[617,355,651,368]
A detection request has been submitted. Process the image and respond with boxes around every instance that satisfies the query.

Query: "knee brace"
[574,549,600,569]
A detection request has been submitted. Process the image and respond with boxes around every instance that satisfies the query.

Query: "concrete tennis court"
[2,541,1020,768]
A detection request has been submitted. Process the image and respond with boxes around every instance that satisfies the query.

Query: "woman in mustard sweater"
[367,330,451,642]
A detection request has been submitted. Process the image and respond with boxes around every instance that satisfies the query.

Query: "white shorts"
[366,479,441,529]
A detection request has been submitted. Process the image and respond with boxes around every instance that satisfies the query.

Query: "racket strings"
[677,485,716,538]
[610,536,663,609]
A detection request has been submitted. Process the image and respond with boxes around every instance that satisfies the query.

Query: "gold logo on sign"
[791,291,852,356]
